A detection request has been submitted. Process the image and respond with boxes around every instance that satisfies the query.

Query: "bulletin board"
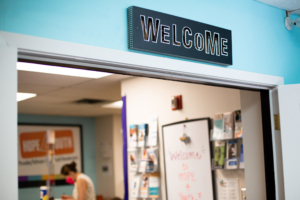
[162,118,215,200]
[18,123,83,188]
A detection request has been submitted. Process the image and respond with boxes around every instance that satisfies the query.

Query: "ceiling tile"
[18,104,71,116]
[18,95,79,105]
[18,71,92,87]
[55,109,122,117]
[46,84,121,101]
[72,74,132,91]
[18,70,127,116]
[18,84,60,94]
[18,102,121,116]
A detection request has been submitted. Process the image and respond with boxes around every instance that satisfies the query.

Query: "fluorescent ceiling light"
[102,101,123,109]
[17,92,36,102]
[17,62,112,79]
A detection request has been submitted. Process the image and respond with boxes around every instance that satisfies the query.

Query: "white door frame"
[0,38,18,200]
[1,31,283,89]
[0,31,284,199]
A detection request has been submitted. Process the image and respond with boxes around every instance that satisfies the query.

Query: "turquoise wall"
[1,0,300,84]
[18,114,96,200]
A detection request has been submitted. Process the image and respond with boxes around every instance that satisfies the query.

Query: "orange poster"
[20,130,74,158]
[18,125,82,184]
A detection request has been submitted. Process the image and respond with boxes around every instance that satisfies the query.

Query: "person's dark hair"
[61,161,77,175]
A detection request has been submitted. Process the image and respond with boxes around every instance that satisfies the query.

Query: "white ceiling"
[18,70,132,117]
[256,0,300,11]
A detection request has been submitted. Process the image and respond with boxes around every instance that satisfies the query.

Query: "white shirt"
[72,174,95,200]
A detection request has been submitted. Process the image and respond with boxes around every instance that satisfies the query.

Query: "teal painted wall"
[1,0,300,84]
[18,114,96,200]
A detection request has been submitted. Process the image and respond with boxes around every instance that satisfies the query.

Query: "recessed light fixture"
[17,62,112,79]
[17,92,36,102]
[102,100,123,109]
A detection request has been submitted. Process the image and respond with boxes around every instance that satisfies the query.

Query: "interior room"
[18,62,268,200]
[18,62,129,200]
[3,0,300,199]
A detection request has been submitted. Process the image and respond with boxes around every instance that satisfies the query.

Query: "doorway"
[17,59,275,200]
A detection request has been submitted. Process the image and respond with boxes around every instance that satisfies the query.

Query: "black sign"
[128,6,232,65]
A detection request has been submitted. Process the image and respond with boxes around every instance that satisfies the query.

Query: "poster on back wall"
[18,124,83,188]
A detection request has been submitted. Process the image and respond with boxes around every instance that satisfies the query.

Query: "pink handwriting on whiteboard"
[182,163,188,170]
[179,172,197,182]
[169,151,202,161]
[179,192,202,200]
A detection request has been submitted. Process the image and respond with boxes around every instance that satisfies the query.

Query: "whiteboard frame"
[161,118,215,200]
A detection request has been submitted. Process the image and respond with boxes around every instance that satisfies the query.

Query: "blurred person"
[60,161,95,200]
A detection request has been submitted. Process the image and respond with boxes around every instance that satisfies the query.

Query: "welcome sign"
[128,6,232,65]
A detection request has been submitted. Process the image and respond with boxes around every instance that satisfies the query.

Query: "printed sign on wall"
[128,6,232,65]
[18,124,83,188]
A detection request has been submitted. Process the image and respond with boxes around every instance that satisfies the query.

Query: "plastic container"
[40,186,48,200]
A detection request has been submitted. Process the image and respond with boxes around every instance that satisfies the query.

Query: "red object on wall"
[171,95,182,110]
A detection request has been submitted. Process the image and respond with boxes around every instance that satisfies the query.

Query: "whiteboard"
[162,118,214,200]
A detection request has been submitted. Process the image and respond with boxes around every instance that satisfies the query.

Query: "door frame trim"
[0,30,284,199]
[1,31,284,90]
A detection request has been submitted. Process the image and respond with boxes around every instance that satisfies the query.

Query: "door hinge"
[274,114,280,130]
